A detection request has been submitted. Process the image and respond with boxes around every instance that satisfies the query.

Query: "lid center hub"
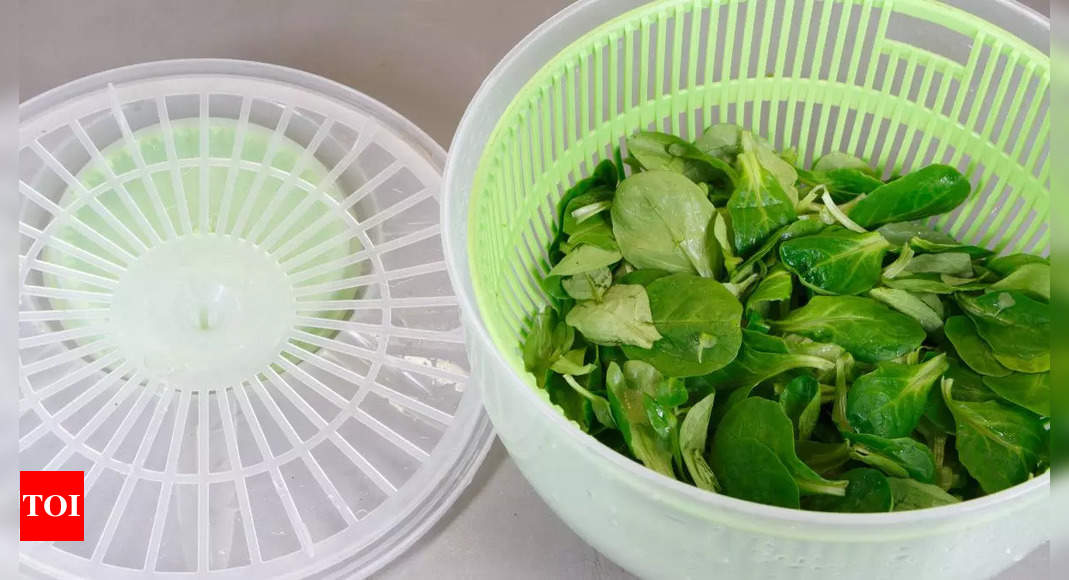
[109,234,296,390]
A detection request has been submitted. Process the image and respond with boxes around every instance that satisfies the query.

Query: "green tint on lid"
[41,119,364,386]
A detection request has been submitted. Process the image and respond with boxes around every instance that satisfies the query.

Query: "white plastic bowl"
[442,1,1050,579]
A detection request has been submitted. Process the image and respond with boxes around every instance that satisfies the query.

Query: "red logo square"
[20,471,84,542]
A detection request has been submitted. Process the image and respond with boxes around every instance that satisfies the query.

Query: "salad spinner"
[444,0,1049,579]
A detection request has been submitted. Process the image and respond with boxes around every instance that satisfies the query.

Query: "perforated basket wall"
[468,0,1049,373]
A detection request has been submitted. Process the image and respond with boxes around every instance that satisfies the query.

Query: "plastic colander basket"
[445,0,1049,579]
[19,60,494,579]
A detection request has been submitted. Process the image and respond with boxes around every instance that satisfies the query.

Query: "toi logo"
[20,471,84,542]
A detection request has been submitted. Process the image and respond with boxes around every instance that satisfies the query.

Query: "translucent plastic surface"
[19,60,493,579]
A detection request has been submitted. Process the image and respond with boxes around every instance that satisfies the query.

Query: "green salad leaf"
[728,133,797,255]
[772,296,926,363]
[679,392,719,491]
[779,228,891,295]
[713,398,847,506]
[985,254,1048,277]
[988,262,1049,301]
[846,353,948,438]
[561,267,613,301]
[843,431,937,483]
[802,152,883,203]
[956,291,1050,373]
[612,170,721,276]
[887,478,961,511]
[877,221,959,246]
[982,373,1050,417]
[849,164,971,228]
[695,330,834,395]
[626,131,737,190]
[943,315,1011,377]
[797,440,852,475]
[623,273,743,377]
[903,252,973,277]
[566,284,663,348]
[606,361,678,478]
[746,266,793,313]
[868,287,943,332]
[779,374,821,441]
[943,378,1044,493]
[522,309,575,388]
[547,244,622,277]
[804,468,892,513]
[694,124,742,162]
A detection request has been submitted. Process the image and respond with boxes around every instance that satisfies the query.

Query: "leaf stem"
[564,374,617,428]
[795,184,823,212]
[833,355,853,432]
[882,243,915,279]
[820,189,868,233]
[725,272,759,297]
[932,434,947,469]
[797,479,849,496]
[799,354,836,373]
[571,200,612,224]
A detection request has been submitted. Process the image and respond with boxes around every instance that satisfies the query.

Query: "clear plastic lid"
[18,59,492,579]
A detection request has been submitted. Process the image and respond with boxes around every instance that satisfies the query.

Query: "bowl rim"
[442,0,1050,527]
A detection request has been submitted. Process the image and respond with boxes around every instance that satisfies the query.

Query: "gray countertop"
[19,1,1050,578]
